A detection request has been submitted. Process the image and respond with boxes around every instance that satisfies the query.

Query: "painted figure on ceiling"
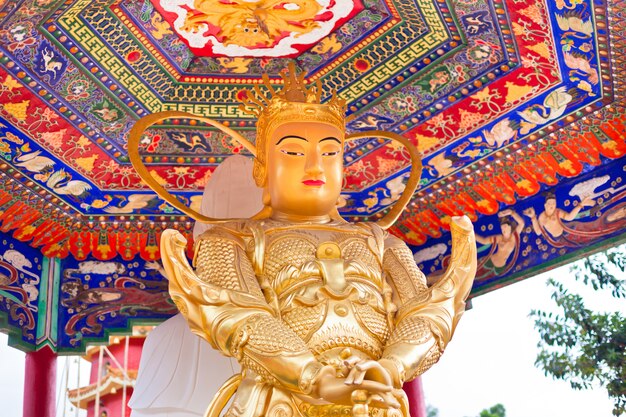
[129,64,477,417]
[523,175,626,248]
[607,205,626,222]
[425,209,523,284]
[523,191,595,241]
[474,209,524,280]
[60,260,177,346]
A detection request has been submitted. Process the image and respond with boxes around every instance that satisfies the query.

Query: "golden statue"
[129,64,477,417]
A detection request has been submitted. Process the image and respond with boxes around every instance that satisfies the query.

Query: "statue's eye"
[244,28,249,32]
[280,149,304,156]
[253,29,258,33]
[322,151,340,156]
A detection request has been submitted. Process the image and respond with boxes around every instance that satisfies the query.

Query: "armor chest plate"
[250,222,391,361]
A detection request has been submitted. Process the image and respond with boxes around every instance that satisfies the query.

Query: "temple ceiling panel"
[0,0,624,351]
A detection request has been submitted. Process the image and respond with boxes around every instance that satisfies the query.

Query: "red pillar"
[23,345,57,417]
[403,377,427,417]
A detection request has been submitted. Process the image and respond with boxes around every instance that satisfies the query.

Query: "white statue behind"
[130,155,264,417]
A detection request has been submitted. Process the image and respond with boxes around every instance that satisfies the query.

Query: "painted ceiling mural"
[0,0,624,351]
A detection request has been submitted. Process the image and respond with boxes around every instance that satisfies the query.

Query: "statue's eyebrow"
[320,137,341,144]
[276,135,307,145]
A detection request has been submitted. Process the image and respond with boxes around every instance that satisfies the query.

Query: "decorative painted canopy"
[0,0,624,352]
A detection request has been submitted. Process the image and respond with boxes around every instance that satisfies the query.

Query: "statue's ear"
[253,158,267,188]
[262,188,271,207]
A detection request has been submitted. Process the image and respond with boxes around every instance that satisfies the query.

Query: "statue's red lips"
[302,180,325,186]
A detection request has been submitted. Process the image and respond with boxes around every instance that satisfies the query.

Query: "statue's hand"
[313,357,401,409]
[344,357,392,386]
[316,369,399,409]
[346,358,403,409]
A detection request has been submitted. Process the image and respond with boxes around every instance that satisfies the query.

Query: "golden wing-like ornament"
[160,233,248,417]
[160,229,274,319]
[434,215,477,316]
[203,373,243,417]
[396,215,477,342]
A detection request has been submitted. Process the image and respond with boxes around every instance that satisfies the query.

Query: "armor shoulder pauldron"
[193,222,262,297]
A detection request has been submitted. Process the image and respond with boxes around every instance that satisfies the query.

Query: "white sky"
[422,266,621,417]
[0,264,622,417]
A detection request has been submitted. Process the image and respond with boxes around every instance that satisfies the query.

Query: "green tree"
[530,244,626,416]
[426,404,439,417]
[479,403,506,417]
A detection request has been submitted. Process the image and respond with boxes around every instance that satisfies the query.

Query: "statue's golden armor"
[161,216,476,417]
[131,63,477,417]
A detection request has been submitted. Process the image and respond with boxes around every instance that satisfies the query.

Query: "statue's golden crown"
[237,62,346,138]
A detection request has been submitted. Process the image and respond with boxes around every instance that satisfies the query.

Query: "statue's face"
[266,121,344,217]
